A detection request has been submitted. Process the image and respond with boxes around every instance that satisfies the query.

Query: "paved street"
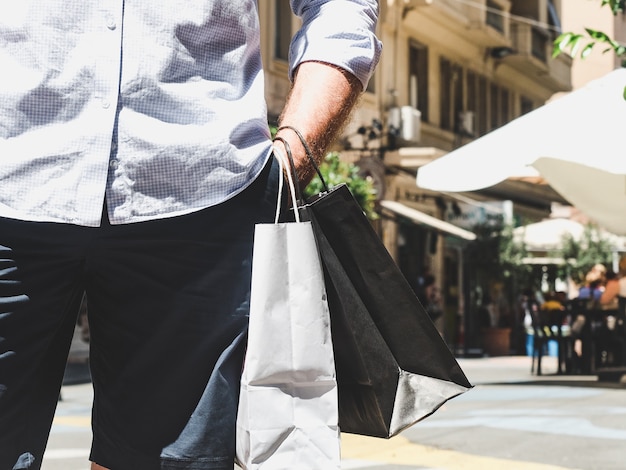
[44,355,626,470]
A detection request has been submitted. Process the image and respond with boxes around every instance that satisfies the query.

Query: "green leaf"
[611,0,626,14]
[553,33,589,58]
[568,35,584,57]
[601,0,625,14]
[623,85,626,101]
[585,28,612,42]
[554,32,573,48]
[581,42,595,58]
[552,32,573,56]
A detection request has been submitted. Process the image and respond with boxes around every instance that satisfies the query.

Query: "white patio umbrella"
[416,68,626,235]
[513,218,586,252]
[512,218,626,252]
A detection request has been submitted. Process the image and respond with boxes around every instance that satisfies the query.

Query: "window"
[547,0,562,37]
[440,61,512,136]
[467,71,477,117]
[486,0,504,33]
[453,66,463,132]
[409,41,429,121]
[477,76,488,136]
[488,83,512,131]
[489,83,499,131]
[275,1,292,61]
[440,58,452,131]
[531,27,548,62]
[440,58,463,132]
[500,88,510,127]
[467,70,486,136]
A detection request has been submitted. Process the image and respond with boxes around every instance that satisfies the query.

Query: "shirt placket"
[76,0,125,225]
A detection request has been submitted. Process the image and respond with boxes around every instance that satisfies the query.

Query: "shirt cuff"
[289,0,382,90]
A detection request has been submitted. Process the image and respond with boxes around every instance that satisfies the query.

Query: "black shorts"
[0,158,282,470]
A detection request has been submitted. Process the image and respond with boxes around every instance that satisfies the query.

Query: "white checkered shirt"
[0,0,381,226]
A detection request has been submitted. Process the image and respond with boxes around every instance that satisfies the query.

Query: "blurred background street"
[46,353,626,470]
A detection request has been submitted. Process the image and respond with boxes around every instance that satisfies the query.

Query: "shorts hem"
[90,455,233,470]
[91,442,233,470]
[160,457,233,470]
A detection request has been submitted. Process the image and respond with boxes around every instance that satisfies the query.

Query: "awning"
[384,146,447,169]
[380,200,477,241]
[416,69,626,235]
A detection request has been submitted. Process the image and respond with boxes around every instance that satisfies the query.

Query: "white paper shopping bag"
[235,149,340,469]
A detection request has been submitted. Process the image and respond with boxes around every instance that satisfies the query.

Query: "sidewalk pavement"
[340,355,626,470]
[458,354,626,388]
[50,354,626,470]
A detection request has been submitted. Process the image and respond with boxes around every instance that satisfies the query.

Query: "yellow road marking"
[53,416,91,427]
[51,418,577,469]
[341,434,576,470]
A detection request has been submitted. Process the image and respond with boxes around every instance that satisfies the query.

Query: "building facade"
[259,0,575,352]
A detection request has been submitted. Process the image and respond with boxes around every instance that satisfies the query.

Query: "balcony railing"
[511,22,549,64]
[467,0,511,46]
[508,22,572,93]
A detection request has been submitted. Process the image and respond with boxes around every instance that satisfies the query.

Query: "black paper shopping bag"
[305,183,472,438]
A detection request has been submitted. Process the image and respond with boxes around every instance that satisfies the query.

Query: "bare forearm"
[275,61,362,186]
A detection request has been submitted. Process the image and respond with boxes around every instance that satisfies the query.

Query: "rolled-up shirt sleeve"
[289,0,382,89]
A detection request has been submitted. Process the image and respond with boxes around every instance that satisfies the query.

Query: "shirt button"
[109,159,119,170]
[102,100,110,109]
[106,17,117,30]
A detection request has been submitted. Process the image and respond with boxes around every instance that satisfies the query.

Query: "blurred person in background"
[596,257,626,366]
[599,258,626,310]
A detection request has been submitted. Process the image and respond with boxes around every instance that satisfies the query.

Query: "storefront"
[379,173,476,350]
